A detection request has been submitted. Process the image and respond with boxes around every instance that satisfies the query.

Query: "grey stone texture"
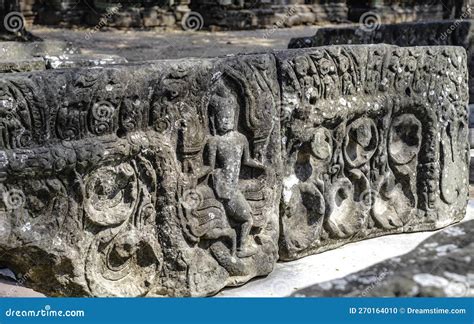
[195,1,348,30]
[292,220,474,297]
[12,0,465,30]
[0,44,469,296]
[0,57,45,73]
[277,45,469,260]
[288,20,474,103]
[0,42,127,73]
[0,53,282,297]
[0,41,80,61]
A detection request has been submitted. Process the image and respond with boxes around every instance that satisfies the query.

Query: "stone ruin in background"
[3,0,470,30]
[0,44,468,296]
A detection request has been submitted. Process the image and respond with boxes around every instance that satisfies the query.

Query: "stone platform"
[0,44,469,297]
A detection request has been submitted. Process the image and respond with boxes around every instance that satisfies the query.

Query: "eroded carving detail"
[279,45,469,260]
[0,45,468,296]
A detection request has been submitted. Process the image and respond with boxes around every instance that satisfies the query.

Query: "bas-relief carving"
[0,54,281,297]
[278,46,469,260]
[149,55,281,295]
[0,45,468,296]
[288,20,474,103]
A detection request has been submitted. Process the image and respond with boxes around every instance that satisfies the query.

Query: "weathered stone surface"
[0,44,468,296]
[0,41,77,73]
[10,0,467,30]
[277,45,469,260]
[0,58,45,73]
[196,2,348,30]
[470,150,474,182]
[0,42,127,73]
[288,20,474,103]
[348,3,446,24]
[292,220,474,297]
[0,53,281,297]
[44,54,128,70]
[0,41,79,61]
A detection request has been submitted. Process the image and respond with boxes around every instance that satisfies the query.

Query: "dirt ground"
[29,25,325,61]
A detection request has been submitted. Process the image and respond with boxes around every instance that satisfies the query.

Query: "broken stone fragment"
[0,41,80,61]
[0,58,45,73]
[0,44,468,296]
[43,54,128,70]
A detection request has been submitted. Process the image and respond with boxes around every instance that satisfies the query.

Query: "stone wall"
[0,44,468,296]
[27,0,181,28]
[192,0,348,29]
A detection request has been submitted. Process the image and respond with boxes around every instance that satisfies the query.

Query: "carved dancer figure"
[205,91,266,258]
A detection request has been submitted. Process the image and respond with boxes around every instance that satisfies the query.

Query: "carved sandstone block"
[276,45,469,260]
[0,54,281,296]
[0,45,469,296]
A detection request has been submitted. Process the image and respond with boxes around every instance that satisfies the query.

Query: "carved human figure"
[205,92,266,258]
[339,55,355,95]
[319,58,339,99]
[294,56,320,104]
[0,82,31,149]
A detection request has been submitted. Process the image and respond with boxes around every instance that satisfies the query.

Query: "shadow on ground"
[292,220,474,297]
